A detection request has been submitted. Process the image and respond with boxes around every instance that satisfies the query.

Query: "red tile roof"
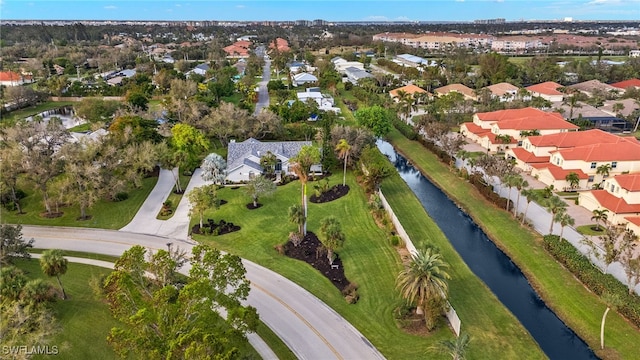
[625,216,640,227]
[476,107,563,121]
[484,132,517,145]
[509,148,550,163]
[613,173,640,192]
[553,139,640,162]
[526,81,563,96]
[532,164,588,180]
[435,83,475,98]
[610,79,640,89]
[269,38,290,52]
[589,190,640,213]
[389,84,429,98]
[485,82,519,97]
[461,122,490,136]
[0,71,23,82]
[527,129,620,148]
[223,40,251,57]
[494,116,578,131]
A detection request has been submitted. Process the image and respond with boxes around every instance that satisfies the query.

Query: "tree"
[355,105,392,138]
[58,139,104,220]
[0,141,26,214]
[544,196,568,235]
[0,224,34,265]
[125,90,149,111]
[565,171,580,191]
[600,292,622,350]
[556,212,575,240]
[396,247,450,331]
[501,173,520,212]
[319,216,346,265]
[103,245,258,359]
[598,225,623,274]
[335,139,351,186]
[171,123,210,171]
[596,164,611,181]
[40,249,69,300]
[259,151,277,178]
[591,209,609,231]
[188,184,219,229]
[288,204,305,238]
[563,93,582,121]
[513,177,529,218]
[429,332,471,360]
[359,145,394,193]
[290,145,321,235]
[245,176,276,207]
[520,188,537,225]
[619,229,639,294]
[200,153,227,185]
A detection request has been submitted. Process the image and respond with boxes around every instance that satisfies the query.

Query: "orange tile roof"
[610,79,640,89]
[435,83,475,98]
[485,82,519,96]
[625,216,640,227]
[494,116,578,131]
[553,139,640,162]
[526,81,563,95]
[389,84,428,98]
[612,173,640,192]
[461,122,490,135]
[533,164,588,180]
[527,129,620,148]
[476,107,563,121]
[0,71,23,82]
[269,37,290,52]
[484,132,517,145]
[589,190,640,213]
[509,147,550,163]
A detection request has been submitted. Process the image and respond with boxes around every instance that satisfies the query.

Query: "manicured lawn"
[576,224,608,236]
[192,172,544,359]
[1,176,158,229]
[14,259,120,360]
[2,101,74,123]
[387,128,640,359]
[67,122,92,132]
[29,249,120,263]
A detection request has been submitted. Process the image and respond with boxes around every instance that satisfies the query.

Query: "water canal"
[377,140,597,360]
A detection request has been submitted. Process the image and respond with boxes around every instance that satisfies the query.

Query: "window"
[588,176,594,182]
[275,159,282,172]
[611,184,615,192]
[590,162,597,169]
[611,161,617,169]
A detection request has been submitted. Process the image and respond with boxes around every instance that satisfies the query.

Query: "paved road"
[254,47,271,116]
[23,225,385,360]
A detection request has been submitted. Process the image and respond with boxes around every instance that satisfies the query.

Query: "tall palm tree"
[288,204,305,237]
[335,139,351,186]
[502,173,520,212]
[430,332,471,360]
[596,164,611,181]
[319,216,345,265]
[556,212,575,240]
[565,172,580,191]
[544,196,568,235]
[591,209,609,231]
[520,188,537,225]
[290,146,320,235]
[513,177,529,218]
[396,247,451,331]
[40,249,68,300]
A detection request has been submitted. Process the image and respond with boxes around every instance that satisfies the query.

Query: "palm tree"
[513,177,529,218]
[502,173,520,212]
[565,172,580,191]
[591,209,609,231]
[596,164,611,181]
[520,188,537,225]
[563,93,582,120]
[396,247,451,331]
[288,204,305,237]
[319,216,346,265]
[556,212,575,240]
[429,332,471,360]
[600,292,622,350]
[39,249,68,300]
[335,139,351,186]
[544,196,568,235]
[290,146,321,235]
[20,279,53,305]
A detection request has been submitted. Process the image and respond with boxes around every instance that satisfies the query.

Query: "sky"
[1,0,640,22]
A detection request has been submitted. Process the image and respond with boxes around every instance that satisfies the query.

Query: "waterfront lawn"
[193,172,543,359]
[387,128,640,359]
[3,101,74,123]
[0,176,157,229]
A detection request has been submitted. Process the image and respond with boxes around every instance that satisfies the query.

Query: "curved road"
[22,226,384,360]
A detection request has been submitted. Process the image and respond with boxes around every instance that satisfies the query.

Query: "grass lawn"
[576,224,608,236]
[157,173,192,220]
[2,101,74,123]
[192,171,544,359]
[14,259,120,360]
[66,123,92,132]
[386,128,640,359]
[1,176,157,229]
[221,93,242,106]
[29,249,120,263]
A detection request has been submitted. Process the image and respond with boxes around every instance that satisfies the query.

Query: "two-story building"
[579,173,640,227]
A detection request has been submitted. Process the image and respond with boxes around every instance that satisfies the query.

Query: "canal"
[377,140,597,360]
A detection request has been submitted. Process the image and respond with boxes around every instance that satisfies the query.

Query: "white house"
[296,88,340,113]
[226,138,320,182]
[292,72,318,87]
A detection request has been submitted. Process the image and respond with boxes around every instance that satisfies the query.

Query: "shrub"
[390,235,402,247]
[342,282,359,304]
[392,117,417,140]
[274,244,285,255]
[542,235,640,327]
[113,192,129,202]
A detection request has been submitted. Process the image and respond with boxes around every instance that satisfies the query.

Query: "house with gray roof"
[226,138,320,182]
[344,67,374,84]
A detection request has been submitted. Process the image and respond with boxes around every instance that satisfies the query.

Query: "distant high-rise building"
[474,18,506,24]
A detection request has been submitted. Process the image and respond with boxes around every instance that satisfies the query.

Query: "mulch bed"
[283,232,350,291]
[309,185,350,204]
[191,219,240,236]
[144,165,160,178]
[246,203,263,210]
[40,211,63,218]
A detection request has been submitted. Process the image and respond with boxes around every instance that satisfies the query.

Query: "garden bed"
[310,185,350,203]
[191,219,240,236]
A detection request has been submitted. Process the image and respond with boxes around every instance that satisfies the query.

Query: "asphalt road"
[254,50,271,115]
[22,225,385,360]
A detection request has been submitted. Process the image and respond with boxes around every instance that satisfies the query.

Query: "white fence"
[378,189,462,336]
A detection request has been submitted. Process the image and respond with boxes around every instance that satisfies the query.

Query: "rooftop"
[527,129,621,148]
[589,190,640,214]
[553,138,640,162]
[526,81,563,96]
[613,173,640,192]
[389,84,429,98]
[610,79,640,90]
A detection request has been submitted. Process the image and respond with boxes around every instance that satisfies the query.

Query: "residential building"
[296,88,340,113]
[389,84,429,101]
[434,83,476,100]
[491,36,545,53]
[569,79,623,97]
[223,40,252,58]
[579,173,640,226]
[0,71,33,86]
[484,82,520,102]
[187,63,209,77]
[526,81,564,102]
[343,67,374,84]
[394,54,436,67]
[292,72,318,87]
[610,79,640,91]
[601,98,640,118]
[269,38,290,52]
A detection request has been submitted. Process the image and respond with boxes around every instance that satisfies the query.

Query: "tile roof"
[461,122,491,135]
[553,139,640,162]
[527,129,620,148]
[476,107,563,121]
[526,81,563,96]
[493,115,578,131]
[227,138,311,171]
[600,98,640,117]
[509,147,550,163]
[484,132,517,144]
[625,216,640,227]
[0,71,27,82]
[588,190,640,213]
[434,83,475,98]
[389,84,428,98]
[531,163,589,180]
[610,79,640,89]
[569,79,620,93]
[612,173,640,192]
[485,82,519,97]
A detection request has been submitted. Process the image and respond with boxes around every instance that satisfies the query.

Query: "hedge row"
[391,118,417,140]
[543,235,640,327]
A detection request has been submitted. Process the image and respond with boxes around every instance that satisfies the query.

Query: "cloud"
[104,5,117,10]
[175,4,181,7]
[455,0,464,2]
[587,0,620,4]
[236,4,246,8]
[395,16,412,21]
[365,15,389,21]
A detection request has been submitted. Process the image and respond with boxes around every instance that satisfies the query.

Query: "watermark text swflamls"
[2,345,59,356]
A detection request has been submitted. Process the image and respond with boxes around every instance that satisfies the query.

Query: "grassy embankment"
[192,171,545,359]
[2,101,74,123]
[387,128,640,359]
